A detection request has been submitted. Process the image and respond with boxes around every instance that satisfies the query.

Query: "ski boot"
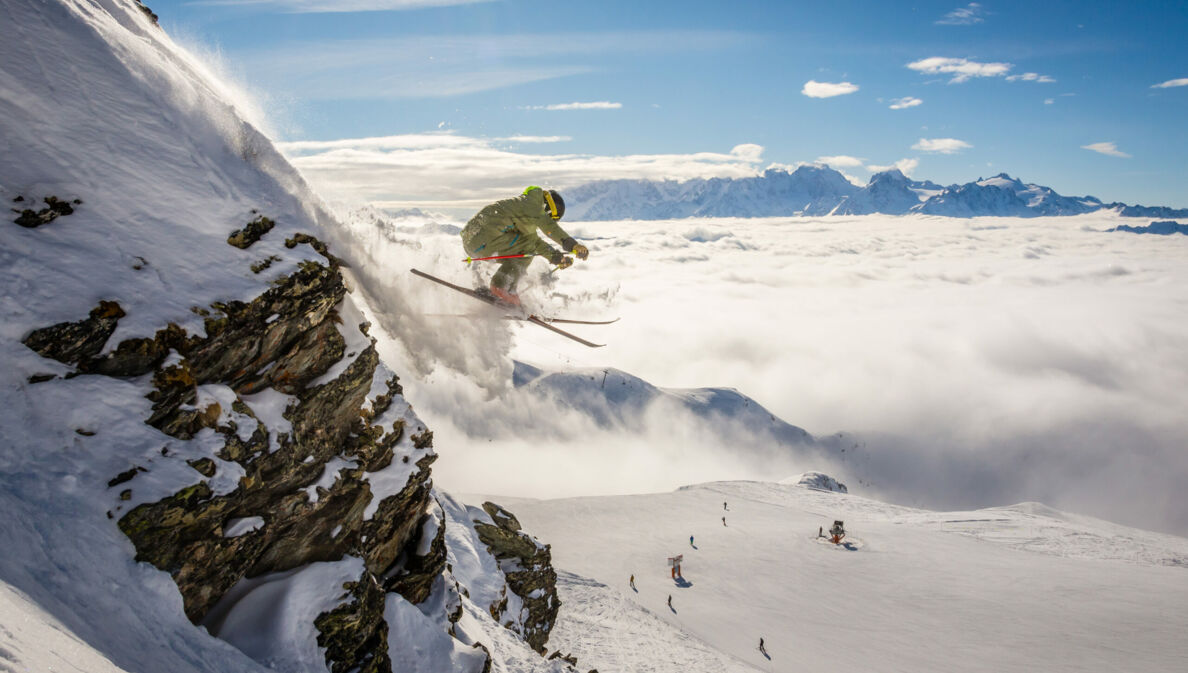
[489,285,522,308]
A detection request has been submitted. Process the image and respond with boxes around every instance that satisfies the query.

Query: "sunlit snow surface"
[492,480,1188,673]
[339,211,1188,536]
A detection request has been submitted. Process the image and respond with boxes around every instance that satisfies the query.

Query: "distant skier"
[723,501,728,510]
[722,516,726,526]
[629,574,635,590]
[759,637,767,655]
[459,186,588,307]
[830,520,846,545]
[689,535,694,547]
[667,594,673,609]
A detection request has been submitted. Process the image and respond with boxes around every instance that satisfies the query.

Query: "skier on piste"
[460,186,589,307]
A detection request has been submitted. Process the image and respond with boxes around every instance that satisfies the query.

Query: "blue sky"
[155,0,1187,211]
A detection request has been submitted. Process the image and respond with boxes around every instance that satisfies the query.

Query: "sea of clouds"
[328,208,1188,536]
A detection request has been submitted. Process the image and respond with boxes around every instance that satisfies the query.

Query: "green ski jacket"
[461,187,577,259]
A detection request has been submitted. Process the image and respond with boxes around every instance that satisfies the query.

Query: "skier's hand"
[571,243,589,261]
[549,251,574,269]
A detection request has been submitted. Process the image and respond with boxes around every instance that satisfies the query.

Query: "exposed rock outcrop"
[22,300,126,366]
[786,471,848,493]
[12,195,78,228]
[226,214,275,249]
[111,248,434,621]
[473,502,560,653]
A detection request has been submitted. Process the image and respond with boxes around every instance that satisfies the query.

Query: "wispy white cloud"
[192,0,493,12]
[1081,142,1131,158]
[499,135,572,143]
[239,31,746,99]
[936,2,987,25]
[525,101,623,111]
[907,57,1012,83]
[889,96,923,109]
[1151,78,1188,89]
[1006,72,1057,83]
[801,80,859,98]
[866,157,920,176]
[278,134,769,213]
[815,155,865,168]
[912,137,972,154]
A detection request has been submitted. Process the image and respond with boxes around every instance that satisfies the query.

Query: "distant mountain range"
[564,166,1188,220]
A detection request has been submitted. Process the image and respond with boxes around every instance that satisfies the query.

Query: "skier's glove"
[548,251,574,269]
[562,237,589,261]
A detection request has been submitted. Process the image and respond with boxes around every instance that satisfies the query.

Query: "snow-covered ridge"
[565,166,1188,220]
[514,362,813,447]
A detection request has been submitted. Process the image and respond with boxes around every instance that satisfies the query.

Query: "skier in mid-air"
[460,186,589,307]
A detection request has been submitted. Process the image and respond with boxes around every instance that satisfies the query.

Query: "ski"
[508,315,619,326]
[423,314,619,325]
[410,268,607,348]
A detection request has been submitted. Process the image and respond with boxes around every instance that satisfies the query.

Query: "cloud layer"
[334,209,1188,537]
[279,134,772,213]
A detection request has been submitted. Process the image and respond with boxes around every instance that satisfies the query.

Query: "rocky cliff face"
[18,211,568,672]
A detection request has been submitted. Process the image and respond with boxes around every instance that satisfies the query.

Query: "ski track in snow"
[487,480,1188,673]
[549,571,758,673]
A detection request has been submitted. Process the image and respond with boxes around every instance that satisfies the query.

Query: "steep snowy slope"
[0,2,569,672]
[498,479,1188,673]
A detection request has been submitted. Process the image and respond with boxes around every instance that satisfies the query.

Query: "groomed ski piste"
[493,477,1188,673]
